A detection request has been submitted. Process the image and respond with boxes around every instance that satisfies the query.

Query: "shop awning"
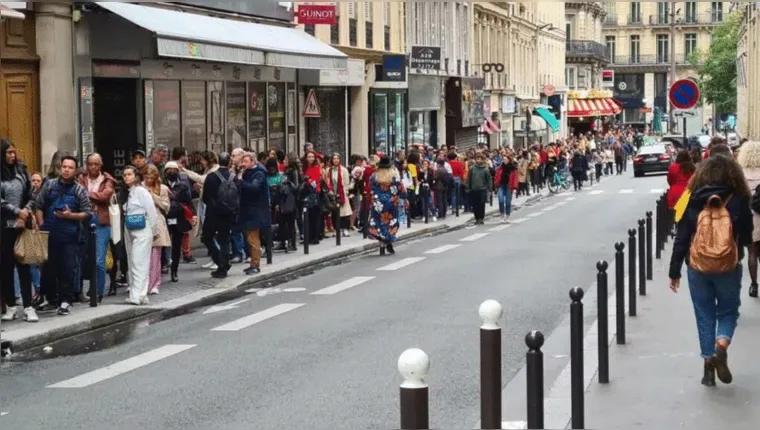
[534,107,560,133]
[567,98,622,118]
[97,2,347,70]
[0,5,25,20]
[486,118,501,132]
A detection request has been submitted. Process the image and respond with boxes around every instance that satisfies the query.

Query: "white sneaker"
[202,261,216,269]
[23,307,39,322]
[209,264,218,270]
[505,216,511,224]
[432,216,438,222]
[501,215,507,223]
[1,307,17,321]
[342,230,350,237]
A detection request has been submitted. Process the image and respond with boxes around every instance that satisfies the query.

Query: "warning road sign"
[303,89,321,118]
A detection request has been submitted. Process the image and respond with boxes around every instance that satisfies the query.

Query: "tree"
[695,13,741,114]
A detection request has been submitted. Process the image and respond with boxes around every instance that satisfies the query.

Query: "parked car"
[633,144,672,177]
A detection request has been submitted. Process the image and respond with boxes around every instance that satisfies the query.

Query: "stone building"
[737,3,759,141]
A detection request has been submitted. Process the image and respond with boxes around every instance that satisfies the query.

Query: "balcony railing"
[566,40,608,60]
[608,54,705,66]
[627,13,643,25]
[648,12,726,26]
[649,14,671,25]
[603,15,618,26]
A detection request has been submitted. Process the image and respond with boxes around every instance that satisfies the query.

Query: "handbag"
[109,194,122,244]
[125,213,146,230]
[105,245,114,272]
[14,229,49,265]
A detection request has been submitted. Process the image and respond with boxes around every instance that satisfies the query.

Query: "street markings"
[425,244,462,254]
[527,212,543,218]
[377,257,426,271]
[619,189,634,194]
[204,298,251,315]
[311,276,375,295]
[510,218,527,224]
[564,197,576,202]
[488,225,512,232]
[650,188,665,194]
[542,205,559,211]
[48,344,197,388]
[558,192,573,196]
[460,233,490,242]
[554,201,567,207]
[589,190,604,195]
[211,303,305,332]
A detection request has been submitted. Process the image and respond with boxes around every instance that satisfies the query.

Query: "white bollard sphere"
[479,300,503,330]
[397,348,430,389]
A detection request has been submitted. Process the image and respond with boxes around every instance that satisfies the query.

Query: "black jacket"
[202,167,232,216]
[669,185,753,279]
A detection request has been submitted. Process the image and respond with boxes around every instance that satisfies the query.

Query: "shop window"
[366,21,373,48]
[267,82,286,151]
[372,93,389,153]
[349,19,358,46]
[305,24,315,36]
[248,82,267,152]
[225,81,247,149]
[207,81,225,156]
[181,81,207,152]
[409,111,435,147]
[330,23,339,44]
[152,80,182,150]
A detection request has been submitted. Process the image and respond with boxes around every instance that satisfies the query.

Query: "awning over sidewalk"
[97,2,347,70]
[535,107,561,133]
[567,98,621,118]
[0,5,25,20]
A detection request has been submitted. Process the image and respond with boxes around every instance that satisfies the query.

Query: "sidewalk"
[584,246,760,430]
[1,190,548,355]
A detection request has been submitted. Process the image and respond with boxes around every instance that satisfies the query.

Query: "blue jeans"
[95,226,111,296]
[230,229,248,259]
[687,264,742,359]
[451,178,462,210]
[497,186,513,216]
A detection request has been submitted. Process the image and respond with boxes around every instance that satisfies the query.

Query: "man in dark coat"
[201,152,235,279]
[238,153,271,275]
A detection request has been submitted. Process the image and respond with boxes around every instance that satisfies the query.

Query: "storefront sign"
[382,55,407,82]
[297,4,336,25]
[602,70,615,88]
[317,59,365,86]
[303,89,321,118]
[461,78,485,128]
[248,82,267,148]
[501,96,516,114]
[410,46,441,70]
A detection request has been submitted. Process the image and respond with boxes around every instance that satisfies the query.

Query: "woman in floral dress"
[368,156,406,255]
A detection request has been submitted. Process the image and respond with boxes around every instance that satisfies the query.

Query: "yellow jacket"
[674,189,691,222]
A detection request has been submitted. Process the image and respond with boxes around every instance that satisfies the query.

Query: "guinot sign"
[297,5,337,25]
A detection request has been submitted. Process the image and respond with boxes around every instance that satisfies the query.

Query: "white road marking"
[558,192,573,196]
[311,276,375,295]
[527,212,543,218]
[510,218,527,224]
[211,303,305,332]
[502,421,527,429]
[425,244,462,254]
[377,257,426,271]
[619,189,634,194]
[564,197,576,202]
[650,188,665,194]
[542,205,559,211]
[488,225,511,232]
[460,233,490,242]
[589,190,604,195]
[203,298,251,315]
[48,344,197,388]
[554,201,567,207]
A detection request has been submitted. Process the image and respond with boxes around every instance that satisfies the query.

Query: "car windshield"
[637,145,666,155]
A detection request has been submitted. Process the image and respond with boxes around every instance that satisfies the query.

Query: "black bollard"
[618,238,628,342]
[662,196,669,245]
[455,183,460,218]
[362,199,369,239]
[89,224,98,308]
[489,190,493,207]
[638,219,646,296]
[335,207,342,247]
[423,187,430,224]
[479,300,503,429]
[398,349,430,430]
[627,230,637,317]
[266,226,273,265]
[569,287,585,430]
[303,207,310,255]
[407,201,412,229]
[525,331,545,430]
[655,196,663,255]
[646,211,653,280]
[596,261,609,384]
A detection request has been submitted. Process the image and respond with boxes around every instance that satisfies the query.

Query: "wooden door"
[0,62,39,172]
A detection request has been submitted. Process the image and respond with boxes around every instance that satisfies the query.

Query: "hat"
[165,161,180,170]
[132,150,147,158]
[378,155,392,169]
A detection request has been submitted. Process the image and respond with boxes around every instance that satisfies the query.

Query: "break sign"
[669,79,700,110]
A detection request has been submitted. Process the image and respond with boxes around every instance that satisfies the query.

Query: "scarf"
[330,166,346,206]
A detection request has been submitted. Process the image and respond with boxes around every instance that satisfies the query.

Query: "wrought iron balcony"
[649,12,725,26]
[566,40,608,61]
[603,15,618,26]
[608,54,705,66]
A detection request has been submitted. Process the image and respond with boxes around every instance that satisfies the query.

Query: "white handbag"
[109,194,122,244]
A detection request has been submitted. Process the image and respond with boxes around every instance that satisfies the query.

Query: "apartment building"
[737,3,760,140]
[602,1,722,133]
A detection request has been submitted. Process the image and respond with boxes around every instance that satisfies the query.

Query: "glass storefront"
[371,90,407,155]
[409,111,437,147]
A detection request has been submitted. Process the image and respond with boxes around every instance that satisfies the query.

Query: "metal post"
[479,300,503,429]
[303,207,309,255]
[569,287,585,430]
[646,211,653,280]
[617,239,627,342]
[655,196,664,256]
[489,190,493,207]
[335,207,341,247]
[627,231,637,317]
[669,3,677,134]
[398,349,430,430]
[89,224,98,308]
[424,186,430,224]
[663,197,669,245]
[455,183,460,218]
[596,261,609,384]
[407,201,412,229]
[362,198,369,239]
[638,219,646,296]
[266,226,273,265]
[525,331,545,430]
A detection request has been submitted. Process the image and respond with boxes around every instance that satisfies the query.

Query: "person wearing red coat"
[494,155,519,223]
[666,149,696,209]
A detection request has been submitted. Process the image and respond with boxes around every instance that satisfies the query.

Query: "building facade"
[737,3,759,141]
[602,1,721,134]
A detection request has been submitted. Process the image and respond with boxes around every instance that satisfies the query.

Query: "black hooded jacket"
[669,185,753,279]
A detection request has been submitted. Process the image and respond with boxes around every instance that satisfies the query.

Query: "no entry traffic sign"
[669,79,700,110]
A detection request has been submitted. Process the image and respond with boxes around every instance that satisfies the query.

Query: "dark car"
[633,144,671,177]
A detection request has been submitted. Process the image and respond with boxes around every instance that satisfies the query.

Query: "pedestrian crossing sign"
[303,89,321,118]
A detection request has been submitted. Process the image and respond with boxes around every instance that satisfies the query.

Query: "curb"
[1,192,549,356]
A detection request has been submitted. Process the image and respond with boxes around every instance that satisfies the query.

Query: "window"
[630,35,640,63]
[684,2,697,23]
[384,2,391,50]
[348,2,357,47]
[711,2,723,22]
[656,34,669,62]
[365,1,373,48]
[685,33,697,59]
[330,5,339,44]
[566,21,572,40]
[657,2,669,24]
[605,35,616,62]
[385,25,391,51]
[630,2,641,22]
[565,67,577,89]
[304,24,315,36]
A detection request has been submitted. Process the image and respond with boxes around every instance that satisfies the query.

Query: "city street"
[0,172,665,430]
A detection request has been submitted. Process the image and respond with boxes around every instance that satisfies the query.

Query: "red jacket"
[449,160,465,179]
[304,165,322,192]
[666,163,694,209]
[494,164,519,191]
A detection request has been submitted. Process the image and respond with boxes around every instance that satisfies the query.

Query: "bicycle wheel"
[548,178,560,194]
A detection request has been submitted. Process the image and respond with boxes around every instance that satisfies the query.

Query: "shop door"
[306,88,346,160]
[371,92,406,155]
[0,63,39,172]
[93,78,138,178]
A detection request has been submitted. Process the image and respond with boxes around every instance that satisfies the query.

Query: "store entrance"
[93,78,138,177]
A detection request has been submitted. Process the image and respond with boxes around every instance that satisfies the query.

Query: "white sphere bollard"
[479,299,503,330]
[397,348,430,389]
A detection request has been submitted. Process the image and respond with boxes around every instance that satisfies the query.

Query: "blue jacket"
[238,163,271,230]
[34,178,92,244]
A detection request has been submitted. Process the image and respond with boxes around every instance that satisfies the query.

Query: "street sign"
[669,79,700,110]
[303,89,321,118]
[410,46,441,70]
[673,110,696,117]
[601,70,614,88]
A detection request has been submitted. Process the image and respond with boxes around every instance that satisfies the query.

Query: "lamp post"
[669,5,682,134]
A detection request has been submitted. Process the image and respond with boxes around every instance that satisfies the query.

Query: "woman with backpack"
[738,141,760,297]
[278,154,301,252]
[669,155,753,387]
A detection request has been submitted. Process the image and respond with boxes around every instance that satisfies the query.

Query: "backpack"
[688,194,738,274]
[214,171,240,215]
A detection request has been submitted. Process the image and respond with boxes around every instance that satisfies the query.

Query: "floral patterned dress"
[368,173,406,244]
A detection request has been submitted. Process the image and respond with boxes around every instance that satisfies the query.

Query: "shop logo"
[382,54,406,82]
[162,63,174,77]
[188,42,200,58]
[296,5,336,25]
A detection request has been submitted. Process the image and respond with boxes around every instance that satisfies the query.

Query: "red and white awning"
[567,98,621,118]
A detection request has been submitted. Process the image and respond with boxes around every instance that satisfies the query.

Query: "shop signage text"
[297,5,336,25]
[410,46,441,70]
[382,55,407,82]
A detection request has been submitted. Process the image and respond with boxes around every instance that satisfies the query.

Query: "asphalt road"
[0,171,666,430]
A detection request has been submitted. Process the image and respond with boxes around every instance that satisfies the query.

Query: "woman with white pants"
[121,166,157,305]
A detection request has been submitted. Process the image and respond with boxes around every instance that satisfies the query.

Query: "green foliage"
[695,13,742,114]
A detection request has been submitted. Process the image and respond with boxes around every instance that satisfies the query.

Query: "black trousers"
[572,172,584,190]
[595,164,603,181]
[201,214,232,272]
[471,190,487,221]
[41,241,79,306]
[168,225,184,274]
[436,189,448,219]
[0,229,32,308]
[615,157,624,174]
[279,212,296,247]
[306,206,321,243]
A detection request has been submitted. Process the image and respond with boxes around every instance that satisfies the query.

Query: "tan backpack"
[689,194,738,274]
